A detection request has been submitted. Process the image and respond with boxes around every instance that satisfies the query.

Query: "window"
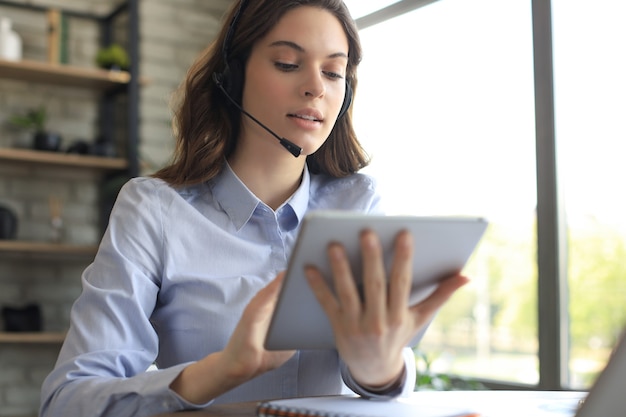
[346,0,626,389]
[552,0,626,389]
[350,0,538,385]
[344,0,401,19]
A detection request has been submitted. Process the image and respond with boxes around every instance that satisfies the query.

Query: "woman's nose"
[300,70,326,99]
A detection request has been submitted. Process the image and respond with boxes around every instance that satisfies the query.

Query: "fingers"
[225,272,295,377]
[307,230,414,322]
[360,230,387,325]
[327,242,361,315]
[307,229,468,331]
[387,230,413,322]
[229,273,284,356]
[230,273,288,355]
[246,272,285,324]
[305,229,470,388]
[305,265,340,316]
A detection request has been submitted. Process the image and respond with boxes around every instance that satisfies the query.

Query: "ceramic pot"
[2,304,42,332]
[34,131,62,152]
[0,17,22,61]
[0,205,17,239]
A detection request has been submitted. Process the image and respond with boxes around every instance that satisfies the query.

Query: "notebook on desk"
[257,394,481,417]
[256,330,626,417]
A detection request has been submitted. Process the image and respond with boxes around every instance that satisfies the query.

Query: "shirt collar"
[211,162,311,231]
[283,166,310,225]
[211,163,260,230]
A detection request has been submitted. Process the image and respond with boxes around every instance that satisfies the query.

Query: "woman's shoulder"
[309,172,382,212]
[114,177,203,213]
[116,176,169,201]
[310,171,378,194]
[116,177,212,213]
[121,176,167,191]
[118,176,203,199]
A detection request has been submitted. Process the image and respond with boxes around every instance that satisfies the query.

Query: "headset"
[212,0,353,157]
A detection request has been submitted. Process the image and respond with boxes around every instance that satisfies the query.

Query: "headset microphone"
[212,72,303,158]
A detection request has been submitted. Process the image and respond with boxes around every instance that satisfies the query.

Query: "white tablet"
[265,211,488,350]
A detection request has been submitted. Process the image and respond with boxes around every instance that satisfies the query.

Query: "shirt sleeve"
[340,347,417,400]
[40,179,210,417]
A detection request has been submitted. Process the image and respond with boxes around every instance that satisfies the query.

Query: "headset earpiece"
[338,81,353,119]
[217,59,244,109]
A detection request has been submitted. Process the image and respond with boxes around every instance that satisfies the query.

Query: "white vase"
[0,17,22,61]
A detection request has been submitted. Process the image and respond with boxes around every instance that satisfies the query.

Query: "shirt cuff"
[340,361,408,400]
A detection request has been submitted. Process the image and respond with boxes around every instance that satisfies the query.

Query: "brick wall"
[139,0,228,171]
[0,1,229,415]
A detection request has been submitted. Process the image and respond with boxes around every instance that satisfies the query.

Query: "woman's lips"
[289,113,321,122]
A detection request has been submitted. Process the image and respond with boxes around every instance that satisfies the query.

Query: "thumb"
[246,272,286,323]
[410,274,469,327]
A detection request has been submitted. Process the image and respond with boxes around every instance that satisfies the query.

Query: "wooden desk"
[154,401,257,417]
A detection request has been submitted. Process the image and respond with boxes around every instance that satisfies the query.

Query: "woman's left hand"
[305,229,468,389]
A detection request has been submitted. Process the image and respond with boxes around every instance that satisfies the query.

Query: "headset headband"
[222,0,249,64]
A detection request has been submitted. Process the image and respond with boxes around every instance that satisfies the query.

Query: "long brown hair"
[153,0,368,186]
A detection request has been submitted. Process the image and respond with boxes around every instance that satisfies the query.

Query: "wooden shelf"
[0,147,128,171]
[0,58,133,90]
[0,331,65,344]
[0,240,98,257]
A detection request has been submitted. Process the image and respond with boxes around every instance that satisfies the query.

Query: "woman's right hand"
[222,272,296,379]
[170,273,295,404]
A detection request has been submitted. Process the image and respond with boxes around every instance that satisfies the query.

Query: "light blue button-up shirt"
[40,164,415,417]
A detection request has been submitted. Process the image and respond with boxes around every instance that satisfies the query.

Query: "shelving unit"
[0,0,141,177]
[0,240,98,257]
[0,147,128,170]
[0,58,131,89]
[0,331,66,344]
[0,0,141,352]
[0,239,97,345]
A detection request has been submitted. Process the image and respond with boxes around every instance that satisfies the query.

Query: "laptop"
[575,328,626,417]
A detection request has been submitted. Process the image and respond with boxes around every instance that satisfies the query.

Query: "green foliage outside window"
[417,219,626,388]
[414,349,486,391]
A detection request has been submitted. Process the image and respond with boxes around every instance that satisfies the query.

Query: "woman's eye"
[323,71,344,80]
[275,62,298,71]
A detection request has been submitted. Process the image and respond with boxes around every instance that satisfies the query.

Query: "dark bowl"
[0,205,17,239]
[34,131,62,152]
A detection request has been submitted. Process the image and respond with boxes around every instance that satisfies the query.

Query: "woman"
[40,1,468,416]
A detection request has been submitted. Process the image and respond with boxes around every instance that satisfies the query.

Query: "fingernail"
[304,266,319,285]
[329,244,343,260]
[364,232,378,249]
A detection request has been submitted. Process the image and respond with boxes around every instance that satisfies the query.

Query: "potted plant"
[9,106,62,152]
[95,43,130,71]
[414,349,486,391]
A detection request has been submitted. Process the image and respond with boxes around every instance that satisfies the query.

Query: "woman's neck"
[227,148,306,211]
